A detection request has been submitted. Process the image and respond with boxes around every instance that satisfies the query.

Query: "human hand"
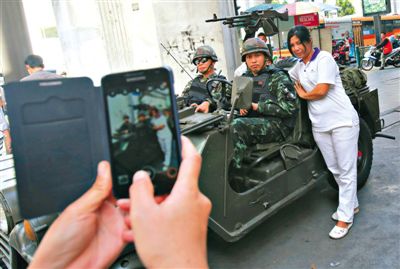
[190,103,199,108]
[29,162,129,269]
[195,101,210,113]
[118,136,211,268]
[251,102,258,111]
[294,81,306,98]
[239,109,248,116]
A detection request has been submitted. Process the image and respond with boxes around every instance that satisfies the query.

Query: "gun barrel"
[205,17,226,22]
[222,18,249,25]
[205,13,253,23]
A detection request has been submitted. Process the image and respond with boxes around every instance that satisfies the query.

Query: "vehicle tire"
[392,54,400,68]
[327,119,373,191]
[361,59,374,71]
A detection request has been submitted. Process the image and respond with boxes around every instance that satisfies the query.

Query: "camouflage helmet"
[192,45,218,64]
[241,38,271,62]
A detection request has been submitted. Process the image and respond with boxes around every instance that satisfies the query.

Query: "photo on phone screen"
[102,67,181,198]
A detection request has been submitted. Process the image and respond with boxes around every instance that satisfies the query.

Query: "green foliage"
[336,0,355,16]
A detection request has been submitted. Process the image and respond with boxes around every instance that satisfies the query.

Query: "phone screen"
[102,67,181,198]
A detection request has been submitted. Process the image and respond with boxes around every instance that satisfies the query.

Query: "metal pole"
[0,1,33,82]
[277,18,282,59]
[233,0,239,15]
[373,15,382,44]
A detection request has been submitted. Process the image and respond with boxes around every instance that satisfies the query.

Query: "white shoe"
[329,223,353,239]
[331,207,360,221]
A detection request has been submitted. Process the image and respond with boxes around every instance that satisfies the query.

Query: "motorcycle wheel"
[361,59,373,71]
[327,119,373,191]
[393,54,400,68]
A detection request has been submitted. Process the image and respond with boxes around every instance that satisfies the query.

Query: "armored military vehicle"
[178,70,383,241]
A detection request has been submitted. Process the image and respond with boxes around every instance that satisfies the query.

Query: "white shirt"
[289,49,358,132]
[234,62,248,77]
[151,114,172,138]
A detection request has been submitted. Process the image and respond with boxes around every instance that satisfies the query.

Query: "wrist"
[148,253,208,269]
[144,243,208,269]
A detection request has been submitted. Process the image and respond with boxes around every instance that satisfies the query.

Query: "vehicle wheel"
[361,59,373,71]
[327,119,373,191]
[393,54,400,68]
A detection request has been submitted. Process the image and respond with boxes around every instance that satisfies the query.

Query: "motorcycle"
[332,40,349,65]
[361,46,400,71]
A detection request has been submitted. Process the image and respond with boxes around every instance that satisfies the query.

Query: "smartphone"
[102,67,181,198]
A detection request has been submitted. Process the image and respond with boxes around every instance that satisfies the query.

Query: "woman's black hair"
[287,25,312,56]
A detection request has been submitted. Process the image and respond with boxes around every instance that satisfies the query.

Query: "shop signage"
[294,13,319,27]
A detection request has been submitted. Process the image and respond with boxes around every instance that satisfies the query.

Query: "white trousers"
[157,135,172,167]
[313,123,360,223]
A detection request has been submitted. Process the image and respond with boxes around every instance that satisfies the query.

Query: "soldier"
[182,45,231,113]
[231,38,298,169]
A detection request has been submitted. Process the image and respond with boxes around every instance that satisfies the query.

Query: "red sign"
[294,13,319,27]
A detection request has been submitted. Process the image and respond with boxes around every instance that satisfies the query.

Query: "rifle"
[205,9,288,40]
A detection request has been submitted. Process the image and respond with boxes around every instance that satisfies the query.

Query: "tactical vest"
[244,68,296,129]
[251,71,276,103]
[245,69,277,118]
[185,76,210,106]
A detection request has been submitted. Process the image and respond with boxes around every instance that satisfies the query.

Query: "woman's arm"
[294,81,330,101]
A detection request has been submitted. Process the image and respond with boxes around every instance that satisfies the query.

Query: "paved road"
[207,68,400,269]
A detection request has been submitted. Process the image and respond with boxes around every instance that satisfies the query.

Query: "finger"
[172,136,202,194]
[124,215,132,229]
[122,230,134,242]
[119,194,166,210]
[69,161,112,213]
[117,199,130,211]
[155,195,168,204]
[129,171,157,215]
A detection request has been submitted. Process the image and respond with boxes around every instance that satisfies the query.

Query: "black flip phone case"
[4,77,110,218]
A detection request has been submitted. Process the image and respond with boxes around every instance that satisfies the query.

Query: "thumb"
[129,171,157,215]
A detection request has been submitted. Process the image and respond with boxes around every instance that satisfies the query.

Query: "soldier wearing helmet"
[231,38,298,169]
[181,45,231,113]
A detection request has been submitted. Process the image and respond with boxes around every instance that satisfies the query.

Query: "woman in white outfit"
[150,107,172,170]
[287,26,360,239]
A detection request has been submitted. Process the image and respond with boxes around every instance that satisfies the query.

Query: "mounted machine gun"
[205,9,289,40]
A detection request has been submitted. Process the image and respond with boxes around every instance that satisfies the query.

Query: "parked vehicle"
[178,69,390,241]
[361,46,400,71]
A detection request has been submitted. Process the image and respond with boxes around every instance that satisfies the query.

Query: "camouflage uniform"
[182,45,232,111]
[231,38,298,168]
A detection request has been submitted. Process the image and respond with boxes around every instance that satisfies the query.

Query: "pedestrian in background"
[21,54,62,81]
[0,109,11,155]
[287,25,359,240]
[376,31,393,70]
